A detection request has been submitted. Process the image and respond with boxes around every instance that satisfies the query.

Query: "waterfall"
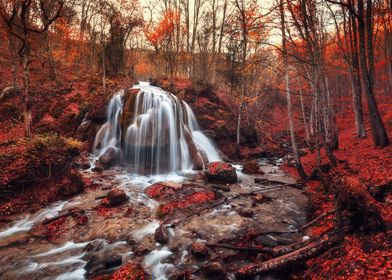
[93,82,220,174]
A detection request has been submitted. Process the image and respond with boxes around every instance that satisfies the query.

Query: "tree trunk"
[280,0,307,179]
[349,3,366,138]
[299,87,313,152]
[357,0,389,147]
[22,50,32,138]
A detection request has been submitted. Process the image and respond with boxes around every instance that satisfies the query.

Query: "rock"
[190,242,209,258]
[251,193,271,205]
[255,178,269,184]
[104,256,123,269]
[59,169,85,197]
[242,160,264,175]
[237,208,254,218]
[155,225,169,244]
[145,182,182,201]
[205,162,237,184]
[111,261,147,280]
[255,235,278,247]
[84,240,105,252]
[98,147,118,168]
[107,188,127,207]
[212,185,230,192]
[203,262,225,278]
[184,127,205,170]
[92,162,104,173]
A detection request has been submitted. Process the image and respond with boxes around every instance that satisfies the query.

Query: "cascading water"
[93,82,220,174]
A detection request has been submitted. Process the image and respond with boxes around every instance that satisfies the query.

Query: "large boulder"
[242,160,264,175]
[58,169,85,197]
[205,162,237,184]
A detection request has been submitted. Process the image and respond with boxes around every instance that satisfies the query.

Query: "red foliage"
[157,191,216,217]
[145,182,181,201]
[45,216,67,241]
[110,261,147,280]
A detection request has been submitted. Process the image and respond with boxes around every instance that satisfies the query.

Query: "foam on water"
[132,220,160,241]
[143,246,174,280]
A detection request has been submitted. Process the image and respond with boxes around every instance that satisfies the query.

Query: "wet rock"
[155,225,169,244]
[203,262,225,278]
[205,162,237,184]
[133,245,150,256]
[190,242,209,258]
[254,178,269,184]
[104,256,123,269]
[106,188,127,207]
[237,208,254,218]
[255,235,278,247]
[145,182,182,201]
[212,185,231,192]
[251,193,271,206]
[84,240,105,252]
[92,162,104,173]
[111,261,147,280]
[98,147,118,168]
[242,160,264,175]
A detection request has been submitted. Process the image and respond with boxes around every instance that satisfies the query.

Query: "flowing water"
[0,83,309,280]
[94,82,221,174]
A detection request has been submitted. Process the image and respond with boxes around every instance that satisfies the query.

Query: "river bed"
[0,159,309,280]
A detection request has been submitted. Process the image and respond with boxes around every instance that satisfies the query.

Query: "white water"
[143,246,174,280]
[93,82,220,174]
[0,201,66,239]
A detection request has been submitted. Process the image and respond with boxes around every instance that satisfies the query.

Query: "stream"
[0,160,309,280]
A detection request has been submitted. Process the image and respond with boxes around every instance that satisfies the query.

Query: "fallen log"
[299,208,337,232]
[234,234,340,279]
[335,176,386,234]
[206,243,275,254]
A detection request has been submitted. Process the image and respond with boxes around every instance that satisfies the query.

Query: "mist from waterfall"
[93,82,220,174]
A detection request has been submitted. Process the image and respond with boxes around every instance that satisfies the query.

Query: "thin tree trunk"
[280,0,307,179]
[299,87,313,152]
[22,50,32,138]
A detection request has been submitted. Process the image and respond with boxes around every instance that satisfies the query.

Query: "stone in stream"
[202,262,226,278]
[190,242,209,258]
[154,225,169,244]
[237,208,254,218]
[98,147,118,169]
[106,188,127,207]
[254,178,269,184]
[92,161,104,173]
[242,160,264,175]
[255,235,279,247]
[205,162,237,184]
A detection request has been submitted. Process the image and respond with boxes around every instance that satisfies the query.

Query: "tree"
[326,0,390,148]
[0,0,63,138]
[279,0,307,179]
